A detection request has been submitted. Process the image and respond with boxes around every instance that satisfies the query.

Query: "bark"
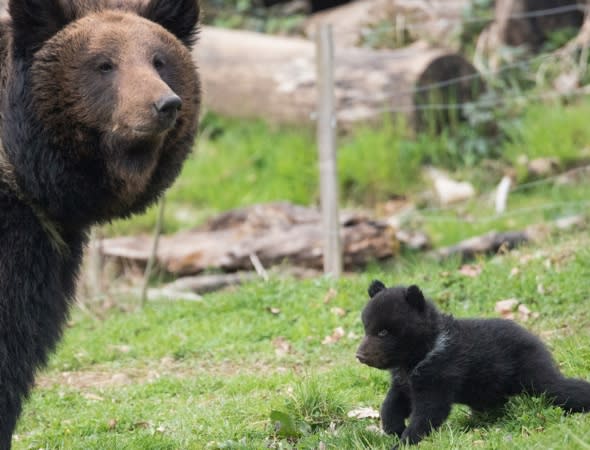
[100,202,399,274]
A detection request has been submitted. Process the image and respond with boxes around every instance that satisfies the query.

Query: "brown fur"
[29,9,200,214]
[0,1,200,447]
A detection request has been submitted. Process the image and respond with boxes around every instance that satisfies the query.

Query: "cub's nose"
[154,94,182,119]
[356,352,368,364]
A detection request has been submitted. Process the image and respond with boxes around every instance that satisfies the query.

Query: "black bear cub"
[356,280,590,448]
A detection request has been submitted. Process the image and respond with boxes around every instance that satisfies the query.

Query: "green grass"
[503,99,590,179]
[420,181,590,247]
[14,232,590,449]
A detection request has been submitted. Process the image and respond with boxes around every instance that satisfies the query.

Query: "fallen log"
[100,202,399,275]
[436,230,530,260]
[194,26,483,128]
[435,214,587,260]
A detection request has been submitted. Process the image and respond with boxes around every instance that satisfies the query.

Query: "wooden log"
[193,26,483,129]
[436,230,530,260]
[100,202,399,274]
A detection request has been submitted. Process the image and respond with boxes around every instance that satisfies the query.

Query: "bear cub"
[356,280,590,448]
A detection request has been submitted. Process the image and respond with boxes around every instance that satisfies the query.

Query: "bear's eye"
[98,62,114,73]
[378,329,388,337]
[153,56,165,70]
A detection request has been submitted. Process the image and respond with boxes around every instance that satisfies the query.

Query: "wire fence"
[382,50,566,99]
[313,3,590,267]
[395,3,589,31]
[386,161,590,231]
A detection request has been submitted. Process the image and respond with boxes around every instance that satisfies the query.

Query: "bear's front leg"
[381,381,411,437]
[392,391,451,449]
[0,396,20,450]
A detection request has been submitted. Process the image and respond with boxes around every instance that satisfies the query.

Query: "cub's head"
[356,280,440,370]
[5,0,200,223]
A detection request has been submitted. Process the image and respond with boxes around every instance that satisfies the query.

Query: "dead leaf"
[517,304,540,322]
[330,307,347,317]
[347,331,359,340]
[347,406,380,419]
[322,327,345,345]
[267,307,281,315]
[272,337,293,357]
[109,344,132,354]
[459,264,482,278]
[82,392,104,402]
[495,299,519,318]
[366,424,384,434]
[323,288,338,304]
[108,419,117,430]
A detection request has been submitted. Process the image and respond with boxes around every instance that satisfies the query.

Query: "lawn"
[14,231,590,449]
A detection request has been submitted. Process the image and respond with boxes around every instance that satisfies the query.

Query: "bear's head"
[1,0,200,228]
[356,280,441,370]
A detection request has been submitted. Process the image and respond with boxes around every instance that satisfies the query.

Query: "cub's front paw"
[382,421,405,437]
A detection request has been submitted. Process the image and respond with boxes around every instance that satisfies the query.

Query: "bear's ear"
[368,280,386,298]
[141,0,200,48]
[405,285,425,312]
[9,0,77,57]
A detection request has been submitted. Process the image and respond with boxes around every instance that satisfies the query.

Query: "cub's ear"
[368,280,386,298]
[9,0,77,56]
[141,0,200,48]
[405,285,425,312]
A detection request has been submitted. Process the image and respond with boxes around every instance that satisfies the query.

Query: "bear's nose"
[154,94,182,118]
[356,352,368,364]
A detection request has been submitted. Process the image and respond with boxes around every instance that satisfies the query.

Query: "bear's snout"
[356,351,369,364]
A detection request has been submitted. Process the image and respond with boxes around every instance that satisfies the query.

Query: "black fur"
[356,281,590,448]
[0,0,200,447]
[140,0,201,48]
[8,0,74,58]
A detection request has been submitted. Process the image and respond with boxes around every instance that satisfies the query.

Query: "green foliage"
[459,0,494,54]
[338,119,423,203]
[502,99,590,179]
[201,0,306,35]
[359,18,416,50]
[541,27,580,53]
[270,410,312,438]
[282,376,347,430]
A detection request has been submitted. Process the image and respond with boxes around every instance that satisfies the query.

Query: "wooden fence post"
[316,24,342,277]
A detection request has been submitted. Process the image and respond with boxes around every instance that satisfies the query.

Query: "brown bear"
[0,0,200,447]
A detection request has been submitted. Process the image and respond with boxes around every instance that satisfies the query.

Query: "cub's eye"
[153,56,165,70]
[378,329,388,337]
[98,61,114,73]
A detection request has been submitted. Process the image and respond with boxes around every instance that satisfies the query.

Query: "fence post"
[141,196,166,307]
[316,24,342,277]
